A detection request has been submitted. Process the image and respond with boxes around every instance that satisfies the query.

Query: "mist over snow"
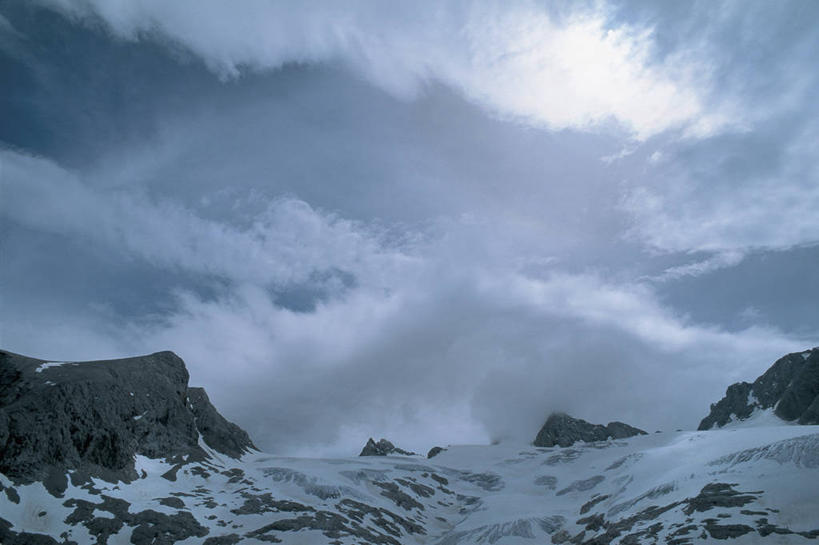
[2,0,819,456]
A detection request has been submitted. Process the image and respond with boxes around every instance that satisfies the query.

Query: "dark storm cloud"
[1,1,818,456]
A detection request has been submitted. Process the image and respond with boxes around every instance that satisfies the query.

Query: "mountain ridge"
[699,347,819,430]
[0,349,255,487]
[1,347,818,544]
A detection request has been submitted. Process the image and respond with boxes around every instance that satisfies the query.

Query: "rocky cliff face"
[0,350,255,485]
[358,438,415,456]
[699,347,819,430]
[533,412,647,448]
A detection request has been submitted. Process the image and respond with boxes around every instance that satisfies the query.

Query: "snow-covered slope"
[2,426,818,544]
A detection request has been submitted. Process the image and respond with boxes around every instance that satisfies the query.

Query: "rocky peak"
[188,387,257,459]
[359,438,415,457]
[0,349,255,484]
[533,412,647,448]
[698,347,819,430]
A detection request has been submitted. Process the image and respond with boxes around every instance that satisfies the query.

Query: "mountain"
[2,348,819,544]
[699,347,819,430]
[534,412,647,447]
[359,438,415,456]
[0,349,254,488]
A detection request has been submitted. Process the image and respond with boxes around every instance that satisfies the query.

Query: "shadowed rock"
[699,347,819,430]
[359,438,415,456]
[0,349,255,484]
[533,413,646,448]
[427,446,446,459]
[188,387,256,458]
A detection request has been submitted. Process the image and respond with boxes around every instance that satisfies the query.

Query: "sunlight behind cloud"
[41,0,719,139]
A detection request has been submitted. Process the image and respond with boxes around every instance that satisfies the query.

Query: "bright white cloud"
[40,0,719,138]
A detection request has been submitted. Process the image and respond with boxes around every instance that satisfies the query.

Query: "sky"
[1,0,819,456]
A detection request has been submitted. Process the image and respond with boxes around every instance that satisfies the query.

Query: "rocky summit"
[533,413,647,448]
[699,347,819,430]
[358,438,415,456]
[0,349,255,486]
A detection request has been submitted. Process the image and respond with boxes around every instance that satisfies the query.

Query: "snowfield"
[2,425,819,544]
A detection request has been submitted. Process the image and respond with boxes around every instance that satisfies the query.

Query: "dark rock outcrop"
[188,387,256,458]
[427,446,446,459]
[533,413,647,448]
[359,438,415,457]
[699,347,819,430]
[0,349,255,484]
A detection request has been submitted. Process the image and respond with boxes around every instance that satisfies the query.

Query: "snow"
[721,406,794,429]
[34,361,75,373]
[1,426,818,544]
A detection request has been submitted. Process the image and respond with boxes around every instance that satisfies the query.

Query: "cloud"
[0,149,412,290]
[4,3,819,458]
[616,3,819,260]
[133,267,804,454]
[623,119,819,256]
[650,250,746,282]
[38,0,720,139]
[2,149,806,455]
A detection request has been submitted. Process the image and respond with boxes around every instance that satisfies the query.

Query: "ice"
[1,425,818,543]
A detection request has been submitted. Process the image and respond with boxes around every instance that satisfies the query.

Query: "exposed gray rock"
[556,475,605,496]
[188,387,256,458]
[0,516,76,545]
[533,413,646,448]
[158,497,185,509]
[61,494,210,545]
[682,483,760,516]
[699,347,819,429]
[605,421,648,440]
[427,446,446,459]
[0,349,255,484]
[203,536,241,545]
[458,471,504,492]
[534,475,558,490]
[359,438,415,457]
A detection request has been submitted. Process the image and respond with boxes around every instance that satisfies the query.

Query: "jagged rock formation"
[0,349,255,484]
[533,412,647,448]
[359,438,415,456]
[699,347,819,430]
